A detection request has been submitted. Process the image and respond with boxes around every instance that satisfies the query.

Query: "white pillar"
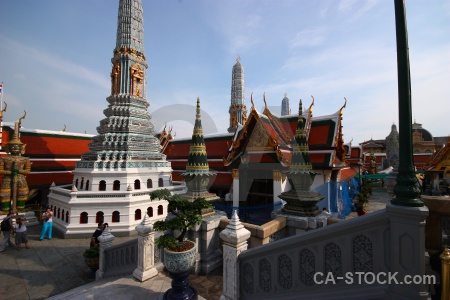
[232,169,239,208]
[273,170,282,204]
[133,214,158,282]
[220,210,251,300]
[96,226,115,280]
[387,203,430,299]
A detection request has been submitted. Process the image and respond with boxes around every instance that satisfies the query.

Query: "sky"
[0,0,449,145]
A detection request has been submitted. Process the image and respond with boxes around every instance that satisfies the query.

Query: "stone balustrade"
[222,204,430,299]
[220,217,286,249]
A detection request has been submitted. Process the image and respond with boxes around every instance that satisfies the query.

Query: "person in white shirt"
[14,217,29,250]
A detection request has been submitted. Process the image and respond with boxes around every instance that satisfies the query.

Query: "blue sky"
[0,0,449,144]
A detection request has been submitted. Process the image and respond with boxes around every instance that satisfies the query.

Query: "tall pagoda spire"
[184,98,210,174]
[79,0,164,162]
[281,93,290,116]
[228,56,247,133]
[50,0,174,239]
[278,99,323,217]
[181,98,217,199]
[289,100,313,173]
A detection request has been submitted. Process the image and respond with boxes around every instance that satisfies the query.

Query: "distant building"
[281,93,290,116]
[358,121,447,172]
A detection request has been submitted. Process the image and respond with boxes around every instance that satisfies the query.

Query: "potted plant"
[83,246,100,271]
[151,189,212,299]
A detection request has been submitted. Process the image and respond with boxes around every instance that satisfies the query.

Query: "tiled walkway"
[0,225,220,299]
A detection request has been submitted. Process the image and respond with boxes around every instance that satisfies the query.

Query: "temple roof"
[424,141,450,173]
[223,97,345,169]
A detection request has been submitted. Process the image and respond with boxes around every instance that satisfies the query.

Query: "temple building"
[165,88,354,222]
[47,0,184,237]
[358,121,447,173]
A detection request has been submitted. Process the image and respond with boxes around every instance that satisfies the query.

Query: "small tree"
[151,189,213,251]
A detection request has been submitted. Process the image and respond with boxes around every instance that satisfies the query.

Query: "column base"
[133,267,158,282]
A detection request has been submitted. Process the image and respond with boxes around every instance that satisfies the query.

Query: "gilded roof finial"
[0,101,7,119]
[309,95,315,113]
[263,92,268,108]
[250,93,255,111]
[18,110,26,128]
[340,97,347,115]
[62,124,66,132]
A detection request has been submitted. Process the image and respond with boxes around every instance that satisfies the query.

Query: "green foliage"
[83,246,100,258]
[153,193,213,250]
[356,183,372,205]
[150,189,172,201]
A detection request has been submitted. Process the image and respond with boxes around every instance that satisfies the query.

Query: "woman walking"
[39,207,53,241]
[14,218,29,250]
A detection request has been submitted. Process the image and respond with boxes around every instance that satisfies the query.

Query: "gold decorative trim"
[111,62,120,95]
[273,170,281,181]
[231,169,239,179]
[130,63,144,97]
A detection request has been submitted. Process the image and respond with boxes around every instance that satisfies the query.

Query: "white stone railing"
[221,204,430,300]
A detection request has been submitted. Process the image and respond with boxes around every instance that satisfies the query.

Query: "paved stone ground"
[345,184,391,220]
[0,224,222,300]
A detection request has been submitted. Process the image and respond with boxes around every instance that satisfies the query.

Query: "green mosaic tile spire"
[78,0,165,164]
[184,98,212,174]
[289,100,313,173]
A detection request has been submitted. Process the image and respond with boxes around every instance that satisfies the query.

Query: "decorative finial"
[284,92,288,98]
[0,101,7,117]
[299,99,303,115]
[309,95,315,113]
[62,124,66,132]
[340,97,347,115]
[18,110,26,128]
[236,55,240,63]
[250,93,255,110]
[263,92,267,108]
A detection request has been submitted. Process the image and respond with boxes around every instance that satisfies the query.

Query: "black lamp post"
[391,0,423,207]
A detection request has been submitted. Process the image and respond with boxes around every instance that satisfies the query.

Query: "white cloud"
[290,28,327,49]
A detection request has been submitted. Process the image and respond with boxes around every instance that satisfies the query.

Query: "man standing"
[0,211,15,252]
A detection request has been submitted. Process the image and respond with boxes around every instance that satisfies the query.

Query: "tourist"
[39,207,53,241]
[322,207,330,215]
[14,217,29,251]
[90,222,105,247]
[0,211,15,252]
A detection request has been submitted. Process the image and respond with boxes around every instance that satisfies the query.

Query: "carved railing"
[103,239,138,278]
[102,237,164,279]
[238,210,391,299]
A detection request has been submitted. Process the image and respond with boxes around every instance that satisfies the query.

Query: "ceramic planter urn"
[163,241,196,274]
